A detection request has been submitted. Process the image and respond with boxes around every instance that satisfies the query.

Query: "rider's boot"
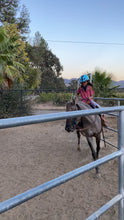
[101,115,107,127]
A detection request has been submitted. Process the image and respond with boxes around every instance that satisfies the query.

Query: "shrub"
[37,92,72,105]
[0,90,31,118]
[115,93,124,105]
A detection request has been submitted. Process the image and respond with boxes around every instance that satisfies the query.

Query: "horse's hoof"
[77,148,81,151]
[96,173,101,178]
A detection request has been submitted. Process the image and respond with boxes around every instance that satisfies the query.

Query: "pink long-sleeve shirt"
[77,85,94,103]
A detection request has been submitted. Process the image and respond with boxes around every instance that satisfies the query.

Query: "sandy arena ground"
[0,103,119,220]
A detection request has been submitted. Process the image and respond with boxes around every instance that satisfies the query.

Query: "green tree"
[0,0,18,24]
[33,31,42,46]
[26,34,64,90]
[16,4,31,39]
[23,66,42,89]
[68,79,78,90]
[92,70,113,97]
[0,0,30,39]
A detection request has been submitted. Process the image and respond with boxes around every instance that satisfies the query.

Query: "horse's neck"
[76,101,96,123]
[76,101,92,110]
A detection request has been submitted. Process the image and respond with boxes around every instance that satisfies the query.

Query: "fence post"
[118,110,124,219]
[20,89,23,116]
[118,100,120,106]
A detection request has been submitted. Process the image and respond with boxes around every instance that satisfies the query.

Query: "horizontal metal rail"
[93,97,124,101]
[105,113,119,117]
[105,126,118,133]
[100,139,118,149]
[86,194,123,220]
[0,151,122,214]
[0,106,124,129]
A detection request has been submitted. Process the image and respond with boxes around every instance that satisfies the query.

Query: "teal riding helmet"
[80,75,89,83]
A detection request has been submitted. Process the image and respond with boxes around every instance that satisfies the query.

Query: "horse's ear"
[71,94,75,105]
[72,98,75,105]
[76,103,81,110]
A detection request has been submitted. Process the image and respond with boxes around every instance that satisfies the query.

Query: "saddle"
[88,101,107,127]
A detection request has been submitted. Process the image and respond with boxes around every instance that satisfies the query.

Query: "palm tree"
[92,70,113,97]
[0,26,25,88]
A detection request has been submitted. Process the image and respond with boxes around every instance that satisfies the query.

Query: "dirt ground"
[0,103,119,220]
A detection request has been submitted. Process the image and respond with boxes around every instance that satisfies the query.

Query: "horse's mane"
[74,100,99,125]
[75,100,92,110]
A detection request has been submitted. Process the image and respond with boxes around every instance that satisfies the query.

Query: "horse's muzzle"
[65,126,71,132]
[65,125,74,132]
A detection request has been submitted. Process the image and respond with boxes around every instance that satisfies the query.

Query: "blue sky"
[21,0,124,81]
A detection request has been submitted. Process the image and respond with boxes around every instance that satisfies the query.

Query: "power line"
[47,40,124,46]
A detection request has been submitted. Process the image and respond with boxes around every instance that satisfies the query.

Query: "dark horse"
[65,100,102,173]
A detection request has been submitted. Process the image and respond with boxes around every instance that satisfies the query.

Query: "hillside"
[113,80,124,88]
[64,78,78,86]
[64,78,124,88]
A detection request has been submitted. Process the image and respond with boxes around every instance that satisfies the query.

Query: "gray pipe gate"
[0,106,124,219]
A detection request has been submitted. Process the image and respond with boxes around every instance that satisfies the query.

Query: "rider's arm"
[76,87,81,100]
[76,95,79,101]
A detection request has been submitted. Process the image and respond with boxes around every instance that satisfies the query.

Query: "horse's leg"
[86,137,96,160]
[86,137,99,173]
[96,134,101,159]
[101,127,106,148]
[76,130,81,151]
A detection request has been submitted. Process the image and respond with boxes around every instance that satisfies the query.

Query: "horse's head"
[65,100,78,132]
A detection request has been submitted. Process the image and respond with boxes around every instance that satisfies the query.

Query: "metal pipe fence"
[0,106,124,219]
[93,97,124,107]
[93,97,124,150]
[94,97,124,102]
